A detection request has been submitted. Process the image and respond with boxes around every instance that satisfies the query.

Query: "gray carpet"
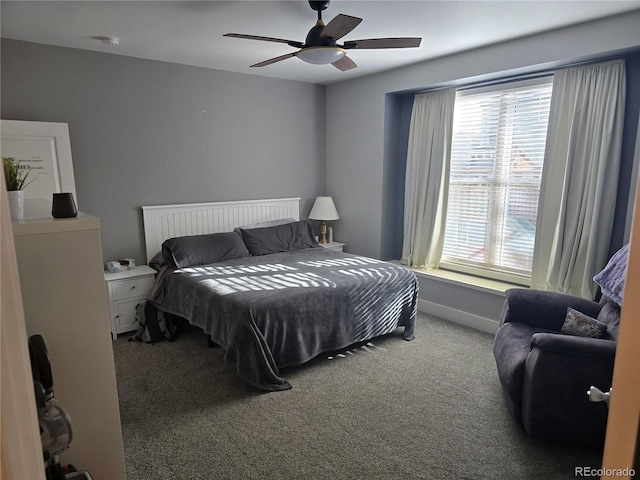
[113,313,602,480]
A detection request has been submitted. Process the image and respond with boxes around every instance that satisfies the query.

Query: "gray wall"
[1,39,326,264]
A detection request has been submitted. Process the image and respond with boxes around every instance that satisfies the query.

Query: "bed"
[142,198,418,391]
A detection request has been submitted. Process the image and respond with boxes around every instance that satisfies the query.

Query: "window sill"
[390,262,521,334]
[399,263,523,295]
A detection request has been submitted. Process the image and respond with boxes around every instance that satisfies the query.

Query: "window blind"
[441,78,553,282]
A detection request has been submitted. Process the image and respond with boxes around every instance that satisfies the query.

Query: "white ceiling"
[1,1,639,85]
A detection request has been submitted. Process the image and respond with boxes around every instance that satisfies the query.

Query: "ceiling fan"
[224,0,422,71]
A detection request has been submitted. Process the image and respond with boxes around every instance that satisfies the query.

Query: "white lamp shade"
[308,196,340,221]
[297,47,345,65]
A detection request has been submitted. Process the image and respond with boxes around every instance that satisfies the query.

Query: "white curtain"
[531,60,626,299]
[401,88,456,268]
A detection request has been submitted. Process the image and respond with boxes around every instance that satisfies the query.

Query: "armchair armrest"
[522,332,616,445]
[500,288,601,331]
[530,332,617,360]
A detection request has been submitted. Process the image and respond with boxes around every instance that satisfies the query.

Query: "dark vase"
[52,192,78,218]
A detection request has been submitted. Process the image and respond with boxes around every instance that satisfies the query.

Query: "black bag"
[129,301,177,344]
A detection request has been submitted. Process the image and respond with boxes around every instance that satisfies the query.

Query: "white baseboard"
[418,299,499,335]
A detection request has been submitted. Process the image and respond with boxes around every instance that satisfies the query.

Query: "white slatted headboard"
[142,197,300,261]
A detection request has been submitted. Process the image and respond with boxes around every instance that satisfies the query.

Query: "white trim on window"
[441,76,553,283]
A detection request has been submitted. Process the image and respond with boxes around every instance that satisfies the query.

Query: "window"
[441,78,553,283]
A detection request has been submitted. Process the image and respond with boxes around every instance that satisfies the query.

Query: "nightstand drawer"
[319,241,345,252]
[111,276,155,301]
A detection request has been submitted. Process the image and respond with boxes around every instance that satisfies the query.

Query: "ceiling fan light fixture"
[297,46,345,65]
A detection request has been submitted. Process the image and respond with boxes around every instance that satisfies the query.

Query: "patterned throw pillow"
[561,307,607,339]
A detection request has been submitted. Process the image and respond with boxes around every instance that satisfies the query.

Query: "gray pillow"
[561,307,607,339]
[237,218,296,230]
[597,297,621,340]
[148,251,166,271]
[240,220,319,256]
[162,231,250,269]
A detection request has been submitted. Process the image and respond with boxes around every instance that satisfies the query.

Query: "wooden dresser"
[12,213,126,479]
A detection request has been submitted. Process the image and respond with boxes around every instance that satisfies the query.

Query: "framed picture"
[1,120,77,205]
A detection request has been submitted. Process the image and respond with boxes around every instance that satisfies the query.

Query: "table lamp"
[308,196,340,244]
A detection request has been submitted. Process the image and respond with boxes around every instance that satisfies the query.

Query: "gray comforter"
[150,248,417,391]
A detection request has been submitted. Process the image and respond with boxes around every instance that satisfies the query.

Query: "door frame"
[601,176,640,479]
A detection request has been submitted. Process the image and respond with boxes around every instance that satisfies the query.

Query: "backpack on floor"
[129,301,177,344]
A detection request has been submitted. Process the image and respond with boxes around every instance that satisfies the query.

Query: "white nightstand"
[104,265,156,340]
[319,241,345,252]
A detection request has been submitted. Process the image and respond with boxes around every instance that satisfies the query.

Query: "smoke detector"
[101,36,120,46]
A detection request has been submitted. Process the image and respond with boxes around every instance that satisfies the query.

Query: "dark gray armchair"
[493,288,621,446]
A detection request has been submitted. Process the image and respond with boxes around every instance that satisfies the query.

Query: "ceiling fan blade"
[332,55,357,72]
[250,52,297,68]
[320,14,362,41]
[343,37,422,49]
[224,33,304,49]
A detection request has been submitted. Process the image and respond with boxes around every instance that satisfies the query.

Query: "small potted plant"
[3,156,32,220]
